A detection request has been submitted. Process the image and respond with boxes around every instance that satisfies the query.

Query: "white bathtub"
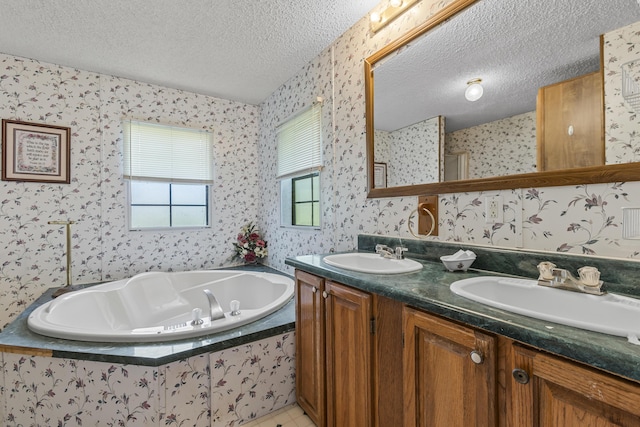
[27,270,294,343]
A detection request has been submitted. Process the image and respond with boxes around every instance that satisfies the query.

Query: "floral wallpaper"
[604,20,640,164]
[445,111,537,179]
[374,116,441,187]
[0,54,260,329]
[0,332,295,426]
[209,333,296,426]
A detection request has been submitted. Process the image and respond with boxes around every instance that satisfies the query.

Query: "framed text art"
[2,119,71,183]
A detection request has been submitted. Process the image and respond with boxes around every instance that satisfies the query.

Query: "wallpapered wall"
[259,5,640,275]
[0,56,260,328]
[446,111,537,179]
[2,332,295,426]
[2,0,640,330]
[374,115,441,187]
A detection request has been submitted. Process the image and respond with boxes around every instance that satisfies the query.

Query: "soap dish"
[440,250,476,272]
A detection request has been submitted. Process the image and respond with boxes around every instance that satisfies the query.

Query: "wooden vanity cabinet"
[295,270,326,426]
[509,344,640,427]
[536,71,604,171]
[324,280,373,427]
[295,270,403,427]
[296,269,640,427]
[403,307,498,427]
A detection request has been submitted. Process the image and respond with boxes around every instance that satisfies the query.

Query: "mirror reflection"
[371,0,640,189]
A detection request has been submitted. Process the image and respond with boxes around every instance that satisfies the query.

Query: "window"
[123,120,213,230]
[129,182,209,229]
[292,173,320,226]
[277,102,322,228]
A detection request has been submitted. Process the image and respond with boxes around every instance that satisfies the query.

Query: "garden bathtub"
[27,270,294,343]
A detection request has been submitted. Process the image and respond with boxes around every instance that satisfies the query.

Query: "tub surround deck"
[0,265,295,366]
[286,235,640,384]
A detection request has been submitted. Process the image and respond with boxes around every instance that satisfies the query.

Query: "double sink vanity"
[286,236,640,427]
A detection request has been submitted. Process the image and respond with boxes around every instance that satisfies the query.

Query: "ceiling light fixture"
[465,78,484,102]
[370,0,418,33]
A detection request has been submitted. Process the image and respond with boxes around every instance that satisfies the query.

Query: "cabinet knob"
[322,291,328,299]
[470,350,484,364]
[312,286,317,293]
[512,368,530,384]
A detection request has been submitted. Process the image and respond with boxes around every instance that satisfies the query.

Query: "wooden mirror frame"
[365,0,640,198]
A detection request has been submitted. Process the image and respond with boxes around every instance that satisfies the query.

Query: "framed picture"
[374,162,387,188]
[2,119,70,183]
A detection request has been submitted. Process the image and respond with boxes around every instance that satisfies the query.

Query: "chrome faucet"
[203,289,226,321]
[375,244,408,260]
[536,263,605,296]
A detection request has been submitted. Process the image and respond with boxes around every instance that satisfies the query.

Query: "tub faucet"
[536,263,606,296]
[375,244,408,260]
[203,289,226,321]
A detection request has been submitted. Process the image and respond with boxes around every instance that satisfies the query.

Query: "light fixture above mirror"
[370,0,419,33]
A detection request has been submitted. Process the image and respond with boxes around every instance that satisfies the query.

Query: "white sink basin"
[450,276,640,339]
[323,253,423,274]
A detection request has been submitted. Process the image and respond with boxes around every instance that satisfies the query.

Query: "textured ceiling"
[0,0,378,105]
[374,0,640,132]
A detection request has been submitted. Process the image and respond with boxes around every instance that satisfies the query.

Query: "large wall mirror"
[365,0,640,198]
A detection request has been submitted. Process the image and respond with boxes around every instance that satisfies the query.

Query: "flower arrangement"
[233,222,268,264]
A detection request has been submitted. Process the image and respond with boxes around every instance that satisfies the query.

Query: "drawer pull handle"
[512,368,530,384]
[470,350,483,364]
[322,291,328,299]
[312,286,317,293]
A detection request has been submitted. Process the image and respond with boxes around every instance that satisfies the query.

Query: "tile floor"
[242,403,315,427]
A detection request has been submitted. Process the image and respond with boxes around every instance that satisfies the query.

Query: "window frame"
[122,119,215,232]
[291,172,321,227]
[127,181,212,231]
[280,171,322,230]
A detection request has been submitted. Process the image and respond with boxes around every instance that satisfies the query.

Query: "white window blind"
[123,120,214,184]
[276,103,322,178]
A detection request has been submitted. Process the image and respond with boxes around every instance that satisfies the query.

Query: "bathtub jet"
[27,270,294,343]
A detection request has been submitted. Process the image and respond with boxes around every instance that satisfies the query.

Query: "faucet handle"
[537,261,556,280]
[395,246,408,258]
[375,243,393,256]
[578,266,601,287]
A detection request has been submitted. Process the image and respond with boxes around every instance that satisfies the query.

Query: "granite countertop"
[0,265,295,367]
[286,253,640,384]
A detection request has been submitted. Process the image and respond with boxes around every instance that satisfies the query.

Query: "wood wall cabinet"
[510,344,640,426]
[403,307,497,427]
[536,71,604,171]
[295,270,403,427]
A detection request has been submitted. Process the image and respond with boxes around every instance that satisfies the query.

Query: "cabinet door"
[537,71,604,171]
[295,270,325,427]
[325,280,373,427]
[511,344,640,427]
[403,307,497,427]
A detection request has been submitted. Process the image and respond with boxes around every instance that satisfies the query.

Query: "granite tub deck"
[286,238,640,384]
[0,265,295,366]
